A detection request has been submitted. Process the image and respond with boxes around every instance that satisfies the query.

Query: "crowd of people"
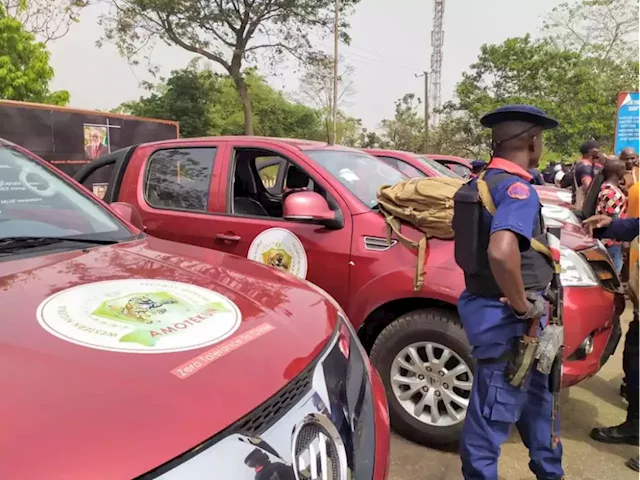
[451,104,639,479]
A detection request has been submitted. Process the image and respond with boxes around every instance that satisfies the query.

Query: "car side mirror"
[110,201,145,232]
[283,191,343,229]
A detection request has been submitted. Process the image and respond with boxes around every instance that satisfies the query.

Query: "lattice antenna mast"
[429,0,445,126]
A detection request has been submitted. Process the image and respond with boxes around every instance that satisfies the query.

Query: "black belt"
[477,350,513,365]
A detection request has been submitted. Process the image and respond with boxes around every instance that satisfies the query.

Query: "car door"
[116,141,228,249]
[208,140,354,309]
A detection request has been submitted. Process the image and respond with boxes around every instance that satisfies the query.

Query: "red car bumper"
[370,365,391,480]
[562,286,625,386]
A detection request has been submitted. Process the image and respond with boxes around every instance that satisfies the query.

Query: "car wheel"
[370,308,474,448]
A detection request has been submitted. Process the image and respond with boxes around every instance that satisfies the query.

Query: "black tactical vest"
[453,172,554,298]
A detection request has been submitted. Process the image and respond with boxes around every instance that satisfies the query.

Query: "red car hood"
[535,185,573,209]
[0,237,337,478]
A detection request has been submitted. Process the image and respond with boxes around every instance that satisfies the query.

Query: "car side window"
[81,163,115,200]
[144,148,216,212]
[231,148,330,219]
[396,161,424,178]
[377,156,400,170]
[448,163,471,178]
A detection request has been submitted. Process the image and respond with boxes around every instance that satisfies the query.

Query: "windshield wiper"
[0,236,119,253]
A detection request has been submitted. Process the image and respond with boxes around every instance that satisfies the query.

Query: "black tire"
[370,308,475,448]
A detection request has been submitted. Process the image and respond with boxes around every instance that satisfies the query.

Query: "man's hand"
[500,293,546,320]
[583,214,613,236]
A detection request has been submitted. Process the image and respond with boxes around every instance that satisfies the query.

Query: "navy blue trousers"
[460,361,564,480]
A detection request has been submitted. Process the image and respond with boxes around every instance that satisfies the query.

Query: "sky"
[48,0,565,130]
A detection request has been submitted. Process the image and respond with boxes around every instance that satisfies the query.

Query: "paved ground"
[388,307,638,480]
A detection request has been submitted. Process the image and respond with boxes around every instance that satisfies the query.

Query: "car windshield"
[0,144,132,242]
[415,155,462,179]
[305,149,407,208]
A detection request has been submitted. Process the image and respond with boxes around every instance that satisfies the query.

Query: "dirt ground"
[388,307,639,480]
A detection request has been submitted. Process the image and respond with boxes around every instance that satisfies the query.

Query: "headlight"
[561,246,599,287]
[557,190,572,204]
[335,312,375,479]
[542,205,581,227]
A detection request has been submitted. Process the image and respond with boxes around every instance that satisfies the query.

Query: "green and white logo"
[37,279,242,353]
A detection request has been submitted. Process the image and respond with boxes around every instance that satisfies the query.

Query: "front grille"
[235,366,313,436]
[294,423,341,480]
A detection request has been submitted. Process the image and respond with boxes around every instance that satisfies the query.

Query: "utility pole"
[416,71,429,153]
[331,0,340,145]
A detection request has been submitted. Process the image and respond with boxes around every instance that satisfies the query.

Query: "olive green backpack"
[376,177,465,291]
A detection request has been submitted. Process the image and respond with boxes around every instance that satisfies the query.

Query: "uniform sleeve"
[595,218,640,243]
[574,163,593,188]
[489,178,540,251]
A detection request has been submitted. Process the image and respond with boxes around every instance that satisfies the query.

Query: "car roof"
[426,154,471,166]
[138,136,366,153]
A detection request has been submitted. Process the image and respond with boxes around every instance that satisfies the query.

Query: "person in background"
[595,159,628,272]
[621,147,639,191]
[529,167,546,185]
[553,164,566,187]
[542,161,557,183]
[470,160,486,177]
[560,162,575,190]
[594,152,607,171]
[583,214,639,473]
[621,147,639,402]
[574,140,600,208]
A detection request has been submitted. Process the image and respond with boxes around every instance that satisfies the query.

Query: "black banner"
[0,102,179,181]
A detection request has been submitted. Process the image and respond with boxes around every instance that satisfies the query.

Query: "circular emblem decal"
[248,228,308,279]
[37,279,242,354]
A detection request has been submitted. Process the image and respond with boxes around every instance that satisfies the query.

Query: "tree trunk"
[232,74,253,136]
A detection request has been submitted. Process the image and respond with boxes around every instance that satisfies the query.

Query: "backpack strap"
[380,206,428,291]
[476,171,553,261]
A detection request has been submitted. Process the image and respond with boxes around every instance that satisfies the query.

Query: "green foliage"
[447,34,638,157]
[380,93,426,153]
[117,63,323,139]
[100,0,361,135]
[0,6,69,104]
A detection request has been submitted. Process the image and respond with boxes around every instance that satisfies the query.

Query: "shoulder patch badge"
[507,182,531,200]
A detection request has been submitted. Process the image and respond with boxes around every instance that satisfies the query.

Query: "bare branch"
[1,0,88,43]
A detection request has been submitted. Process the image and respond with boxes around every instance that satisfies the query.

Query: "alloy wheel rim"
[390,341,473,427]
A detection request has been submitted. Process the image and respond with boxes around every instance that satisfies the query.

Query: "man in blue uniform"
[583,214,640,472]
[453,105,563,480]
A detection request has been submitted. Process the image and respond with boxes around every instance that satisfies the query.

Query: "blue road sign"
[614,91,639,155]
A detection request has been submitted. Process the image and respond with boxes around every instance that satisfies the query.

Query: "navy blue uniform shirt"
[457,158,546,359]
[595,217,639,243]
[574,159,595,190]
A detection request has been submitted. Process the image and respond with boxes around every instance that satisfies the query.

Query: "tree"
[116,62,323,139]
[544,0,639,61]
[448,35,638,157]
[380,93,426,153]
[297,52,355,143]
[427,112,485,158]
[100,0,360,135]
[1,0,88,43]
[0,6,69,104]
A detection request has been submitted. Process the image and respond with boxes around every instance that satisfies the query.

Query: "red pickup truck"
[0,138,390,479]
[76,136,624,448]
